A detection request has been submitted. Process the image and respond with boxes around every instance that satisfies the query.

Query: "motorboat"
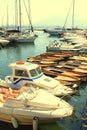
[70,55,87,61]
[0,84,73,128]
[56,63,87,77]
[1,61,74,96]
[56,61,87,81]
[46,37,87,52]
[63,60,87,70]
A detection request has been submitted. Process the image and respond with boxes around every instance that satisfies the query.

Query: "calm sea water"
[0,31,87,130]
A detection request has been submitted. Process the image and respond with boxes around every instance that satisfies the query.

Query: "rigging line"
[23,0,34,32]
[28,0,32,24]
[62,0,73,29]
[28,0,34,32]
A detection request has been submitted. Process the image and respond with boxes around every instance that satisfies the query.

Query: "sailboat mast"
[7,5,9,30]
[15,0,18,30]
[72,0,75,29]
[19,0,21,31]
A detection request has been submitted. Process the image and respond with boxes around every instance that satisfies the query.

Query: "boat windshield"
[29,67,42,77]
[15,70,28,77]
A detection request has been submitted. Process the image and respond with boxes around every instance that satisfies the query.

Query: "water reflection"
[0,43,36,79]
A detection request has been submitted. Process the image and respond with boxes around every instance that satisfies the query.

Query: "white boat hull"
[0,85,73,126]
[0,105,73,125]
[16,35,36,43]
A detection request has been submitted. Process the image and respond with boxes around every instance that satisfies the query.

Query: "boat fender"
[72,84,78,88]
[11,117,18,128]
[33,116,38,130]
[5,76,12,83]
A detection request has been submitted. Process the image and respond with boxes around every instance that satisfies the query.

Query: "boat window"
[21,70,28,77]
[36,67,42,74]
[15,70,23,76]
[30,69,37,77]
[15,70,28,77]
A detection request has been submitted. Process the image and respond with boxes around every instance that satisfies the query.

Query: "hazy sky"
[0,0,87,28]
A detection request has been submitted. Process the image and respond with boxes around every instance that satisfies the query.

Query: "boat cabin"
[4,61,74,96]
[9,61,42,82]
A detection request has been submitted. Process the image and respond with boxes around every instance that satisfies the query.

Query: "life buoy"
[16,61,24,65]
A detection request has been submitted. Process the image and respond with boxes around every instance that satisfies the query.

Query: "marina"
[0,31,87,130]
[0,0,87,129]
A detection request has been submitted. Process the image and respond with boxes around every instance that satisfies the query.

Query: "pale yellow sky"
[0,0,87,27]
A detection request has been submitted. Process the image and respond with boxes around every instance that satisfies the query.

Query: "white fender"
[5,76,12,83]
[72,84,78,88]
[33,116,38,130]
[11,117,18,128]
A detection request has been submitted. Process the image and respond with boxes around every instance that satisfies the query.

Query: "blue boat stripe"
[14,74,43,85]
